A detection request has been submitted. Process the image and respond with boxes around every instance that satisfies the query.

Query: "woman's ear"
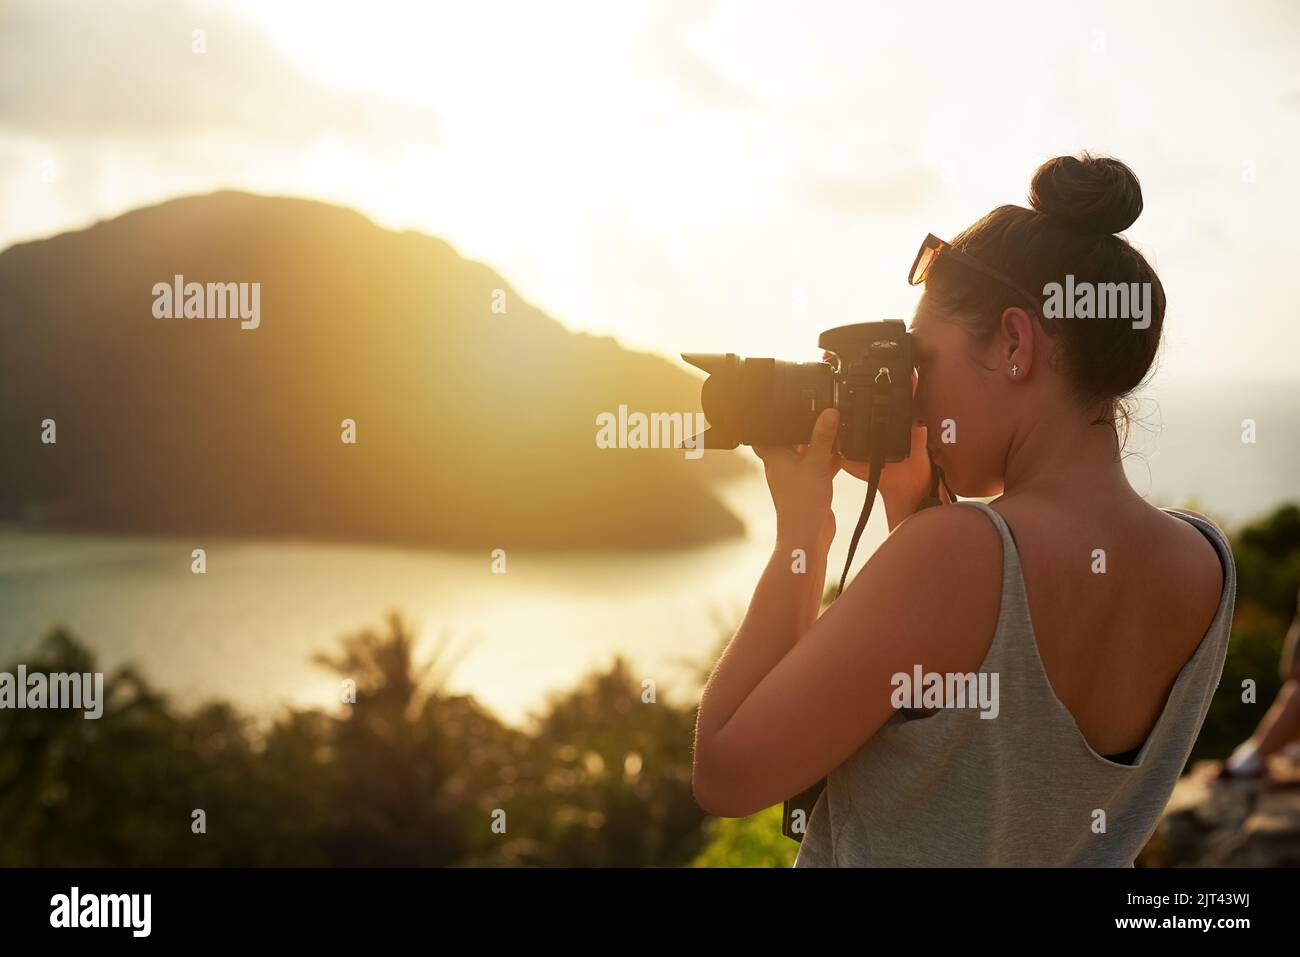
[999,306,1035,379]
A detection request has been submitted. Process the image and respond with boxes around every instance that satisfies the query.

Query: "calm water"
[0,472,841,729]
[1,385,1294,728]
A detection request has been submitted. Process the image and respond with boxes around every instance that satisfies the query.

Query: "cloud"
[636,0,754,112]
[804,164,946,216]
[0,0,440,145]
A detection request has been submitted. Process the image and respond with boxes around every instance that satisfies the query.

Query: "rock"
[1138,755,1300,866]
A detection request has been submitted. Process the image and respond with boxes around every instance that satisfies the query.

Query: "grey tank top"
[793,500,1237,867]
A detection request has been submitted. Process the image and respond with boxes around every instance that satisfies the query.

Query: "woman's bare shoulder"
[852,499,1005,673]
[1157,507,1228,625]
[879,502,1005,612]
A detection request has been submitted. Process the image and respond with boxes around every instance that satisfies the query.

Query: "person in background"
[1216,585,1300,780]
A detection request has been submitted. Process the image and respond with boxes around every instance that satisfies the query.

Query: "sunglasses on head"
[909,233,1043,318]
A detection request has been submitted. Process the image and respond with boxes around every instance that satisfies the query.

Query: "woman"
[691,153,1236,866]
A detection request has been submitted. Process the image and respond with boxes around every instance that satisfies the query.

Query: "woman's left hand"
[753,406,841,548]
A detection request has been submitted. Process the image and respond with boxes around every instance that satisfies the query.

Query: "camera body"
[681,320,914,463]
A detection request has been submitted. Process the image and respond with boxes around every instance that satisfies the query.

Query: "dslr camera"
[681,320,915,464]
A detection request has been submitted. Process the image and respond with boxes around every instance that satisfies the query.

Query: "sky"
[2,0,1298,387]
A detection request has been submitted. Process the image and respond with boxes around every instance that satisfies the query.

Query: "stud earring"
[1011,364,1020,377]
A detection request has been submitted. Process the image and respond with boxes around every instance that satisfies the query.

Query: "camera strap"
[835,370,907,600]
[835,435,887,601]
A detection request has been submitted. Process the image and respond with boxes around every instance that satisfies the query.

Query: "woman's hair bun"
[1028,152,1143,235]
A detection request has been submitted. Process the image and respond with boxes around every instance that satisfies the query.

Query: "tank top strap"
[952,500,1039,670]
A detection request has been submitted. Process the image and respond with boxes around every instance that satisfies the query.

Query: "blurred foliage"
[0,612,710,866]
[690,804,795,868]
[1232,503,1300,621]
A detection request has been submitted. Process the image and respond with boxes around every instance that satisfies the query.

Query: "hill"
[0,191,749,549]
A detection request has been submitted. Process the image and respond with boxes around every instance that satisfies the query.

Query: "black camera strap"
[835,390,890,601]
[836,445,950,598]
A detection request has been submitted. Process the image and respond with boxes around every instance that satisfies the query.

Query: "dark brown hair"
[924,152,1165,434]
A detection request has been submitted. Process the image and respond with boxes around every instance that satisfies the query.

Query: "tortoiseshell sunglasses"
[909,233,1043,317]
